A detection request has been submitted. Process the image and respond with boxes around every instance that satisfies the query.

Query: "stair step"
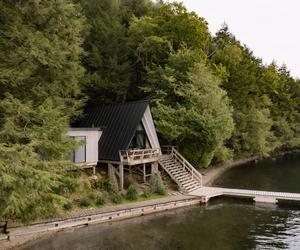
[165,164,181,168]
[186,186,201,192]
[173,170,189,176]
[168,166,184,171]
[181,179,195,185]
[162,163,180,167]
[177,175,192,181]
[182,182,199,189]
[170,168,185,173]
[159,152,202,194]
[182,182,199,188]
[172,171,188,176]
[162,160,174,163]
[177,179,192,185]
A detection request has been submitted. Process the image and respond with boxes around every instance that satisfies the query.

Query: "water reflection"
[21,200,300,250]
[21,154,300,250]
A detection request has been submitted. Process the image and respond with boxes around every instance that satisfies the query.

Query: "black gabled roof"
[72,100,149,162]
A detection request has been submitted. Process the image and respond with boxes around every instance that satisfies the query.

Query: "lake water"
[22,153,300,250]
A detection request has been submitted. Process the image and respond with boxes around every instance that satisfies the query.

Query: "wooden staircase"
[159,148,202,193]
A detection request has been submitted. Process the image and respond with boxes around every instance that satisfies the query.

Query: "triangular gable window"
[129,122,150,149]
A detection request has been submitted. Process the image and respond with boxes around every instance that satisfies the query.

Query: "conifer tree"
[0,0,85,222]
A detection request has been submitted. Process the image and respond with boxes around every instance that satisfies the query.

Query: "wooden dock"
[190,187,300,204]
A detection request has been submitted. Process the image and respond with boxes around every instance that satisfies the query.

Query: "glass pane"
[145,138,150,148]
[136,133,144,148]
[74,145,85,163]
[74,136,86,163]
[136,123,143,131]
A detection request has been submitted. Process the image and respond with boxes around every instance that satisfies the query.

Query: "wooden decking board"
[190,187,300,203]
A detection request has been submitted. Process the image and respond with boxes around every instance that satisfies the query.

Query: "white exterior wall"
[67,128,102,164]
[141,106,161,153]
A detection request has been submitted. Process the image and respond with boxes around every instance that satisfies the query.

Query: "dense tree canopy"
[0,0,299,221]
[0,0,85,222]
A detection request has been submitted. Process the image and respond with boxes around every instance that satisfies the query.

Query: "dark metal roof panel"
[72,100,149,161]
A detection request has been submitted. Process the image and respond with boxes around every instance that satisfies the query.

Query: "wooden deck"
[119,148,160,165]
[190,186,300,204]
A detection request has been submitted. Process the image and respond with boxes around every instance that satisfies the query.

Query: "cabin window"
[129,123,150,149]
[69,136,86,163]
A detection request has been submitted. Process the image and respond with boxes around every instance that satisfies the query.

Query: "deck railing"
[170,147,203,187]
[119,148,160,165]
[161,145,178,155]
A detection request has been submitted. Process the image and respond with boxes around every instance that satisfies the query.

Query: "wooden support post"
[93,166,96,176]
[143,164,146,183]
[119,164,124,191]
[129,165,133,177]
[151,162,158,174]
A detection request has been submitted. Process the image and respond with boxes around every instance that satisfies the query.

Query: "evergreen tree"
[81,0,132,103]
[0,0,85,222]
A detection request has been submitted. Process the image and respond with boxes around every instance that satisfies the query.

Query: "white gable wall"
[141,106,161,153]
[67,128,102,164]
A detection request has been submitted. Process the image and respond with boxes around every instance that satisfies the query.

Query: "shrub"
[53,177,81,195]
[150,172,166,195]
[126,183,139,201]
[79,197,92,207]
[143,188,151,198]
[63,200,73,211]
[99,177,111,191]
[88,192,96,200]
[108,166,119,193]
[112,192,123,204]
[96,194,107,206]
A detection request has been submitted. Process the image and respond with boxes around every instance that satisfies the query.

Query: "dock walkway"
[190,186,300,204]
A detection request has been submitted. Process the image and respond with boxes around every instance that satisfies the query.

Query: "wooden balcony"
[119,148,160,166]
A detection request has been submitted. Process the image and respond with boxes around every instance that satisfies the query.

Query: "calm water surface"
[22,154,300,250]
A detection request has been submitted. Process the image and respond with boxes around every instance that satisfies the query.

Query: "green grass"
[121,193,166,204]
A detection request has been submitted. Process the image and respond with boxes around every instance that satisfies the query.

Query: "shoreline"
[2,150,299,250]
[201,149,300,187]
[1,195,200,250]
[200,156,259,187]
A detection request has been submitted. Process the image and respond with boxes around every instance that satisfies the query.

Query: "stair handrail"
[171,147,203,187]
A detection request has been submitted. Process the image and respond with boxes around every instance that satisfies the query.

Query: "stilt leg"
[119,164,124,190]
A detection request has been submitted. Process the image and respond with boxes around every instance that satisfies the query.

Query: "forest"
[0,0,299,221]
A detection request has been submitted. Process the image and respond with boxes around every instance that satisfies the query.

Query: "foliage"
[1,0,300,222]
[96,194,107,206]
[0,0,85,223]
[150,172,166,195]
[143,188,152,198]
[108,167,119,194]
[126,183,139,200]
[79,197,92,207]
[98,177,111,192]
[54,176,82,195]
[211,24,300,157]
[63,201,73,211]
[112,192,123,204]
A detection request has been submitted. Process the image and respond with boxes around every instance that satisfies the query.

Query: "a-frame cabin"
[68,100,161,189]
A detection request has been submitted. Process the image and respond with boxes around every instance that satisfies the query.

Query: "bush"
[108,166,119,193]
[96,194,107,206]
[53,177,81,195]
[112,192,123,204]
[79,197,92,207]
[63,200,73,211]
[126,183,139,201]
[150,172,166,195]
[88,192,96,200]
[98,177,111,191]
[143,188,151,198]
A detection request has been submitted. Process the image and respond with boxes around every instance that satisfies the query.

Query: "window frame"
[69,136,87,163]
